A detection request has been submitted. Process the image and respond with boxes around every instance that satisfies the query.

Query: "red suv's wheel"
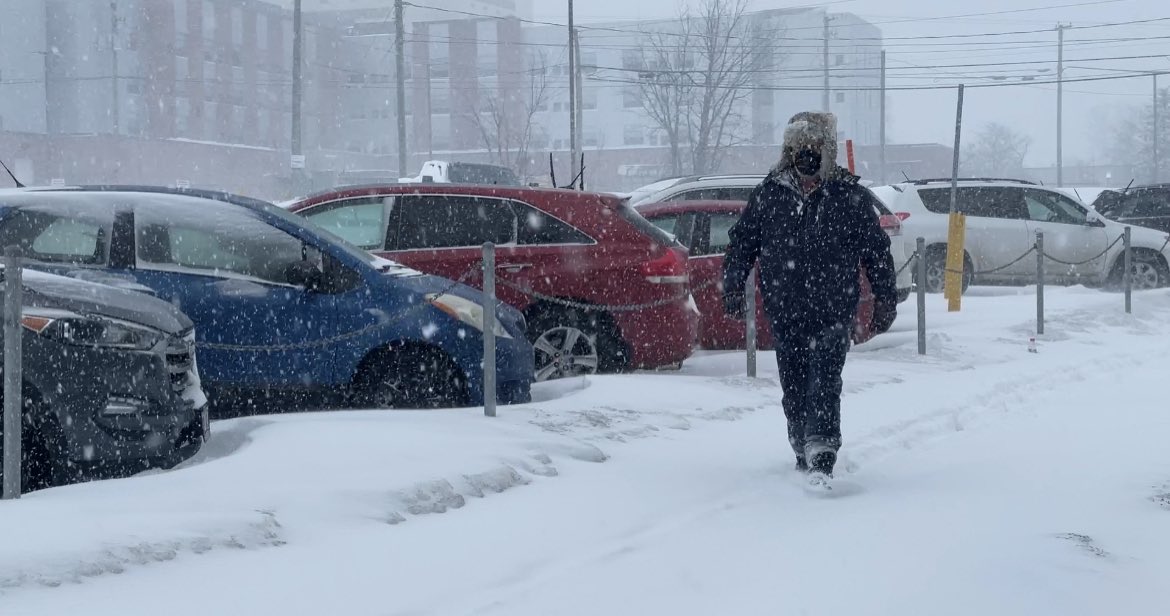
[527,308,627,382]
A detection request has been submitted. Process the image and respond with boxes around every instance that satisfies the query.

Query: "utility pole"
[822,12,831,112]
[1056,23,1068,187]
[395,0,408,178]
[292,0,304,162]
[880,50,887,184]
[110,1,120,135]
[573,28,584,186]
[1155,74,1160,184]
[568,0,578,182]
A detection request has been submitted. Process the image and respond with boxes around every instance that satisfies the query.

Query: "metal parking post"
[1036,232,1045,336]
[1123,226,1133,314]
[3,246,23,500]
[482,243,497,418]
[745,266,757,378]
[916,237,927,356]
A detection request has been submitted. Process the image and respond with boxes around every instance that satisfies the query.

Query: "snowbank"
[4,286,1170,614]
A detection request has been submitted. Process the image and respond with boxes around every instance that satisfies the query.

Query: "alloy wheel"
[1130,260,1162,290]
[533,326,599,382]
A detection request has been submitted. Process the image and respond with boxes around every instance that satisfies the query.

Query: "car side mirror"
[1085,212,1106,227]
[286,260,325,292]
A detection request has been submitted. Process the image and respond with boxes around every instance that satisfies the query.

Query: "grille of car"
[165,333,195,394]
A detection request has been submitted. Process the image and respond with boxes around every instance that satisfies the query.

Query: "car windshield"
[1091,190,1125,215]
[448,164,521,186]
[615,202,682,248]
[255,195,398,268]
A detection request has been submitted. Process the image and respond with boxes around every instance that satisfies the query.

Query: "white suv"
[872,179,1170,292]
[631,174,915,302]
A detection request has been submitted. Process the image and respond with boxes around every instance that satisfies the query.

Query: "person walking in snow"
[722,112,898,488]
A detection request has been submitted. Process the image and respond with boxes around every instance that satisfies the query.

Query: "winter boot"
[809,451,836,478]
[794,456,809,473]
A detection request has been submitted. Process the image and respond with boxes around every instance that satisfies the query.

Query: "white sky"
[537,0,1169,166]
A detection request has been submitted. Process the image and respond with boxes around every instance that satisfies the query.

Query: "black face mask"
[794,148,822,177]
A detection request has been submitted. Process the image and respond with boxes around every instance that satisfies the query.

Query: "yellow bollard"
[944,212,967,312]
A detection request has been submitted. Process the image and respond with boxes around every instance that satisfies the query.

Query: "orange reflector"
[21,316,55,333]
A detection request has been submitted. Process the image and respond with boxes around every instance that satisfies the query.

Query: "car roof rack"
[908,177,1037,186]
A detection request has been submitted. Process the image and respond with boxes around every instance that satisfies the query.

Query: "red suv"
[289,186,699,380]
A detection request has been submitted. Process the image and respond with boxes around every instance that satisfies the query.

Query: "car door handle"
[497,263,532,273]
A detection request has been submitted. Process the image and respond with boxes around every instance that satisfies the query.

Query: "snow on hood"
[371,255,424,277]
[14,267,193,335]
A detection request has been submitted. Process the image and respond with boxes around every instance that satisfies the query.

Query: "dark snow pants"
[774,322,850,462]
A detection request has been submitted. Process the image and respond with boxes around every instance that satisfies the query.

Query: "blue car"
[0,186,533,414]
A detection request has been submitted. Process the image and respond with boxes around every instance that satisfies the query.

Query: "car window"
[918,187,1027,220]
[708,213,738,254]
[301,197,389,250]
[614,203,684,249]
[1024,189,1089,225]
[0,206,113,264]
[135,200,310,285]
[1127,191,1170,218]
[642,213,699,249]
[396,195,517,250]
[513,201,592,245]
[691,212,741,257]
[647,214,679,235]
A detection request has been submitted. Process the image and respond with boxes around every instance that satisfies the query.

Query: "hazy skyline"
[536,0,1169,169]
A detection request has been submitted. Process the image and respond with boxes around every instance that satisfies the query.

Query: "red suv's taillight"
[642,247,689,284]
[878,214,903,237]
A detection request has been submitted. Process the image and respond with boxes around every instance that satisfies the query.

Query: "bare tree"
[962,122,1032,177]
[636,30,695,176]
[636,0,770,176]
[472,52,551,178]
[1107,88,1170,183]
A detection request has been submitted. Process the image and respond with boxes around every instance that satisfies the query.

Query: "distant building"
[0,1,895,197]
[0,0,49,134]
[406,7,885,190]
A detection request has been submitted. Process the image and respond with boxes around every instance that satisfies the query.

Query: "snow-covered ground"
[3,286,1170,615]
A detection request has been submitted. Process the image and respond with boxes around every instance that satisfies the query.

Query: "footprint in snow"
[1152,485,1170,510]
[1054,533,1110,559]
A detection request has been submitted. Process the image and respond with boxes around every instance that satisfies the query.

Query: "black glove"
[723,292,746,320]
[872,301,897,335]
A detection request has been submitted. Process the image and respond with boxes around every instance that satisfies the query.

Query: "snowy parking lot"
[3,286,1170,615]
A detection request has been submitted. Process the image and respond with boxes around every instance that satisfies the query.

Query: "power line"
[402,30,1170,54]
[404,0,1170,44]
[588,54,1170,77]
[589,69,1170,92]
[809,0,1131,28]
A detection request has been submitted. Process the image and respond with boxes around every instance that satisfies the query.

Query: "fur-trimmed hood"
[771,111,840,181]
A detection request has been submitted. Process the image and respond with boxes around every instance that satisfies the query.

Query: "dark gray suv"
[1,268,207,492]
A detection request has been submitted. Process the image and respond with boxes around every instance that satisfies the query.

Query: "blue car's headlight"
[427,294,513,339]
[22,311,164,351]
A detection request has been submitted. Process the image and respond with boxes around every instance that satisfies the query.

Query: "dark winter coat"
[722,168,898,337]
